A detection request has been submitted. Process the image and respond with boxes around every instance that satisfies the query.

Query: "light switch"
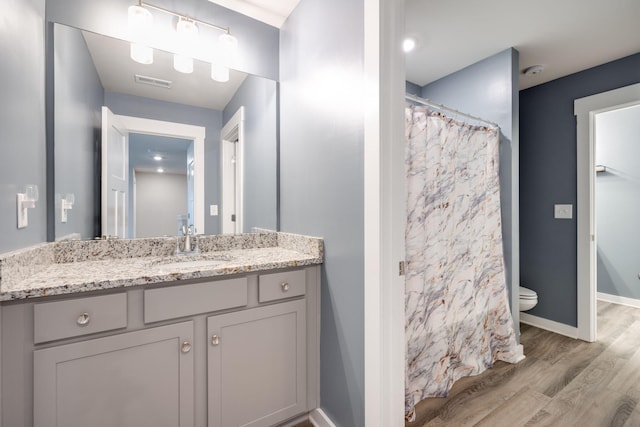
[209,205,218,216]
[554,204,573,219]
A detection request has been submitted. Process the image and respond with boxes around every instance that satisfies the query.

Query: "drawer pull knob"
[181,341,192,353]
[76,313,90,326]
[211,335,220,346]
[281,282,290,292]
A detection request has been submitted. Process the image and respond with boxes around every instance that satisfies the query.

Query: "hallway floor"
[407,301,640,426]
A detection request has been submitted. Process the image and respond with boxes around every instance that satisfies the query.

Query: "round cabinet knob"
[281,282,290,292]
[181,341,192,353]
[76,313,90,326]
[211,335,220,346]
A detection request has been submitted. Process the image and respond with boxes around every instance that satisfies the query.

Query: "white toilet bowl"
[519,286,538,311]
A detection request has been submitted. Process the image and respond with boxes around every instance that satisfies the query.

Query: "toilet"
[519,286,538,311]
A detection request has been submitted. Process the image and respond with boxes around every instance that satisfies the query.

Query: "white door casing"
[221,107,244,234]
[574,82,640,342]
[101,110,206,237]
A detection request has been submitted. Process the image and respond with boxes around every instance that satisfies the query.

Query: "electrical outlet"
[554,204,573,219]
[209,205,218,216]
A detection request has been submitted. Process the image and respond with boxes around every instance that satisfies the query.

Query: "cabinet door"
[34,321,194,427]
[208,300,306,427]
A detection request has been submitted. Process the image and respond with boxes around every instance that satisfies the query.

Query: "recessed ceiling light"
[153,155,163,161]
[523,65,545,76]
[403,37,416,53]
[157,168,164,173]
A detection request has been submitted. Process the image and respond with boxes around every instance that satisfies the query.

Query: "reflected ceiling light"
[153,155,163,161]
[403,37,416,53]
[211,63,229,82]
[157,168,164,173]
[128,5,154,64]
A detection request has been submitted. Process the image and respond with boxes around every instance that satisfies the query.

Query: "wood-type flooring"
[407,301,640,427]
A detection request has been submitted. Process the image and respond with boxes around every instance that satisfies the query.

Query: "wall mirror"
[50,22,278,241]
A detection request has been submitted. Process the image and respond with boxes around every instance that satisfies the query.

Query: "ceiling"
[212,0,640,91]
[82,30,247,110]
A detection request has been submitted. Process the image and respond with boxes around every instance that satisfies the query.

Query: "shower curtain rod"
[405,94,499,129]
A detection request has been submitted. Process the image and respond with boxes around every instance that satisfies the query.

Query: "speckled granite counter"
[0,232,323,301]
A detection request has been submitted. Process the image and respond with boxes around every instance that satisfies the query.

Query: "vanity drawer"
[34,293,127,344]
[144,277,248,323]
[259,270,306,303]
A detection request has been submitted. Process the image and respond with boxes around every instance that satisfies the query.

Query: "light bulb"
[128,5,153,35]
[174,54,193,73]
[131,43,153,64]
[211,63,229,82]
[128,5,154,64]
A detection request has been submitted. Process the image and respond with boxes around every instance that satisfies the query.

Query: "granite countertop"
[0,232,323,301]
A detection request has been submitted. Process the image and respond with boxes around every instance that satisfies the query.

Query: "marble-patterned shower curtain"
[404,105,521,420]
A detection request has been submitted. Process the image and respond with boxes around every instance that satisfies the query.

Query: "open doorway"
[128,133,193,238]
[101,106,206,238]
[593,104,640,307]
[574,83,640,341]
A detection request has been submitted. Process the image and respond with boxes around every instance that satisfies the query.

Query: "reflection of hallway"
[407,301,640,426]
[135,172,187,237]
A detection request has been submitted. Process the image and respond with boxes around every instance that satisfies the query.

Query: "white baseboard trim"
[520,312,579,339]
[597,292,640,309]
[309,408,337,427]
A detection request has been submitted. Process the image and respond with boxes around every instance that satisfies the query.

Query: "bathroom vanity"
[0,232,323,427]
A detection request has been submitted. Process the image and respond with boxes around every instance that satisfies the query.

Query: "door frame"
[220,106,244,234]
[114,114,206,236]
[574,82,640,342]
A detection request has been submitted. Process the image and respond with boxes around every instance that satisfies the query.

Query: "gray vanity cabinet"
[0,265,320,427]
[207,299,306,427]
[33,321,195,427]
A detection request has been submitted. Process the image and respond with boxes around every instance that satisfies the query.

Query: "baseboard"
[597,292,640,309]
[309,408,337,427]
[520,312,579,339]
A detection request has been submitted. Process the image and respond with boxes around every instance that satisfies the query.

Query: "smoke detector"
[523,65,545,76]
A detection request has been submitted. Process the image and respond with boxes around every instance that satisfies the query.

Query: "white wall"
[135,172,187,238]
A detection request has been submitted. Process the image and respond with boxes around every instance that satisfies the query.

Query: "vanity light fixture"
[128,1,238,80]
[60,193,75,223]
[16,184,38,229]
[174,17,198,74]
[211,33,238,82]
[128,5,154,64]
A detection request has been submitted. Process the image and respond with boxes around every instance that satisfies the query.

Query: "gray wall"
[104,91,223,235]
[405,80,421,96]
[53,23,104,240]
[135,172,187,237]
[223,75,278,232]
[46,0,279,81]
[420,48,521,327]
[279,0,365,425]
[0,0,47,254]
[595,105,640,299]
[520,52,640,326]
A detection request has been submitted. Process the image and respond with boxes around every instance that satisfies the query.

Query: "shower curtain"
[404,105,521,420]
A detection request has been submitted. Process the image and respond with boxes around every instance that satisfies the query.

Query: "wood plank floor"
[407,301,640,427]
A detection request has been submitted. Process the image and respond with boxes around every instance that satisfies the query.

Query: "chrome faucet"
[175,225,199,255]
